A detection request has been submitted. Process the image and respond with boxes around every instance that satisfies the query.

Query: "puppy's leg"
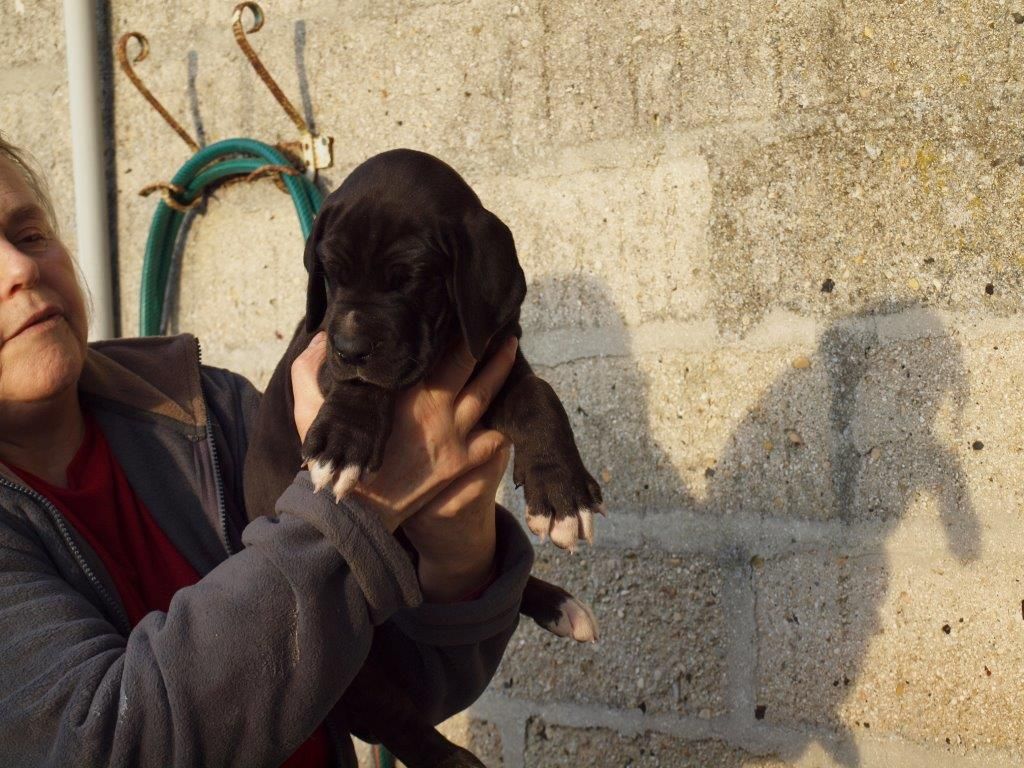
[343,659,487,768]
[521,575,599,642]
[302,382,394,502]
[484,348,604,551]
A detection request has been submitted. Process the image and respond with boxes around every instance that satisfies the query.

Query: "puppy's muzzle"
[332,332,374,366]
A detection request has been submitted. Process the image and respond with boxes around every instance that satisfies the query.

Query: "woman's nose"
[0,237,40,300]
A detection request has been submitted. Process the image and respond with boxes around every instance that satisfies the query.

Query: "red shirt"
[8,412,331,767]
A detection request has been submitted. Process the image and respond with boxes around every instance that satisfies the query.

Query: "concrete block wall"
[4,1,1024,765]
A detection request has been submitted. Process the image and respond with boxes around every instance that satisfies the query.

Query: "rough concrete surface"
[756,551,1024,755]
[524,719,788,768]
[5,1,1024,765]
[492,544,729,717]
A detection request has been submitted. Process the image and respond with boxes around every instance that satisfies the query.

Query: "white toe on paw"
[548,596,599,642]
[309,459,335,492]
[550,515,579,551]
[331,464,362,502]
[578,507,595,544]
[526,507,549,541]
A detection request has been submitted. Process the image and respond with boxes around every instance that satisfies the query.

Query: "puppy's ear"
[303,211,329,334]
[453,207,527,360]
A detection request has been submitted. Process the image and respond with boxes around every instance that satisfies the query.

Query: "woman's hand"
[350,334,517,531]
[290,331,519,534]
[402,435,510,602]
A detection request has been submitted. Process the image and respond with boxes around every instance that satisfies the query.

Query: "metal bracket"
[231,2,334,180]
[303,133,334,177]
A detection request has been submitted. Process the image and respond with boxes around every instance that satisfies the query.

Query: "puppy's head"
[303,149,526,390]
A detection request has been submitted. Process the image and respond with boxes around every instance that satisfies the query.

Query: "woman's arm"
[378,503,534,726]
[367,364,534,727]
[0,470,422,768]
[303,331,530,729]
[403,432,511,602]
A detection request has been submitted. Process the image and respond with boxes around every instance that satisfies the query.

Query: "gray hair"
[0,131,59,234]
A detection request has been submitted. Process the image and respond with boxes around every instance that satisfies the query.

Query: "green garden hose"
[377,745,396,768]
[138,137,322,335]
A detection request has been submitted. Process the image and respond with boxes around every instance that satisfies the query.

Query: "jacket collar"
[79,333,207,429]
[0,333,207,486]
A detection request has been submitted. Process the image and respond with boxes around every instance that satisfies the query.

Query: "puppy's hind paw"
[544,594,599,643]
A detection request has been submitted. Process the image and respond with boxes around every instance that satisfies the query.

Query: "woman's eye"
[17,231,48,248]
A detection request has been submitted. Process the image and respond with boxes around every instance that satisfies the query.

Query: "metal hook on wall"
[231,2,333,180]
[116,32,200,153]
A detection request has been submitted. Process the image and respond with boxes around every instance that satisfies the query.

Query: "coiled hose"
[138,137,322,335]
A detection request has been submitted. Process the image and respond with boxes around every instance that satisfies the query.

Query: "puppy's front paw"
[302,410,384,503]
[520,459,604,551]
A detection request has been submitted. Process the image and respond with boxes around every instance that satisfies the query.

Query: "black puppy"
[244,149,604,766]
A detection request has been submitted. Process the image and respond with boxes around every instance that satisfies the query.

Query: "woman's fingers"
[453,336,518,435]
[291,332,328,444]
[293,330,328,373]
[463,428,510,471]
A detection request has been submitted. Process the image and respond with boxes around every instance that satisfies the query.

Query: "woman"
[0,133,532,767]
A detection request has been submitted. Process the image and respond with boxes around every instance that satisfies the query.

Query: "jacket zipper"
[0,336,232,635]
[0,476,132,635]
[194,337,234,557]
[206,408,234,557]
[4,340,346,762]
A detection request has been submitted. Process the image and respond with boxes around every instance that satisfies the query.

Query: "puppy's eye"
[385,267,412,291]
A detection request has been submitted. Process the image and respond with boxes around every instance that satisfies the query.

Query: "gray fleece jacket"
[0,333,533,767]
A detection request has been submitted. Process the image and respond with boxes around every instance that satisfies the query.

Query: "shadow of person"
[703,301,979,766]
[822,304,978,558]
[490,274,979,767]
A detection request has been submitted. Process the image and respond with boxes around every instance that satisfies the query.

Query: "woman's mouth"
[22,314,63,335]
[10,309,64,340]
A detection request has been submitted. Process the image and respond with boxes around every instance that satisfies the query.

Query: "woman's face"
[0,156,88,406]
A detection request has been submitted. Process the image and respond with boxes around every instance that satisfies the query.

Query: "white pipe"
[63,0,115,340]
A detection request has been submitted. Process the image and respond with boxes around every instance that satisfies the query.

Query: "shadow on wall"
[495,274,979,767]
[724,300,979,767]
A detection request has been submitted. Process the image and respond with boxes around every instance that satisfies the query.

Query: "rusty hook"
[231,3,332,179]
[116,32,200,153]
[231,2,307,134]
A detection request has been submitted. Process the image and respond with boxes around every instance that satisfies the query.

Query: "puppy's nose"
[332,333,373,366]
